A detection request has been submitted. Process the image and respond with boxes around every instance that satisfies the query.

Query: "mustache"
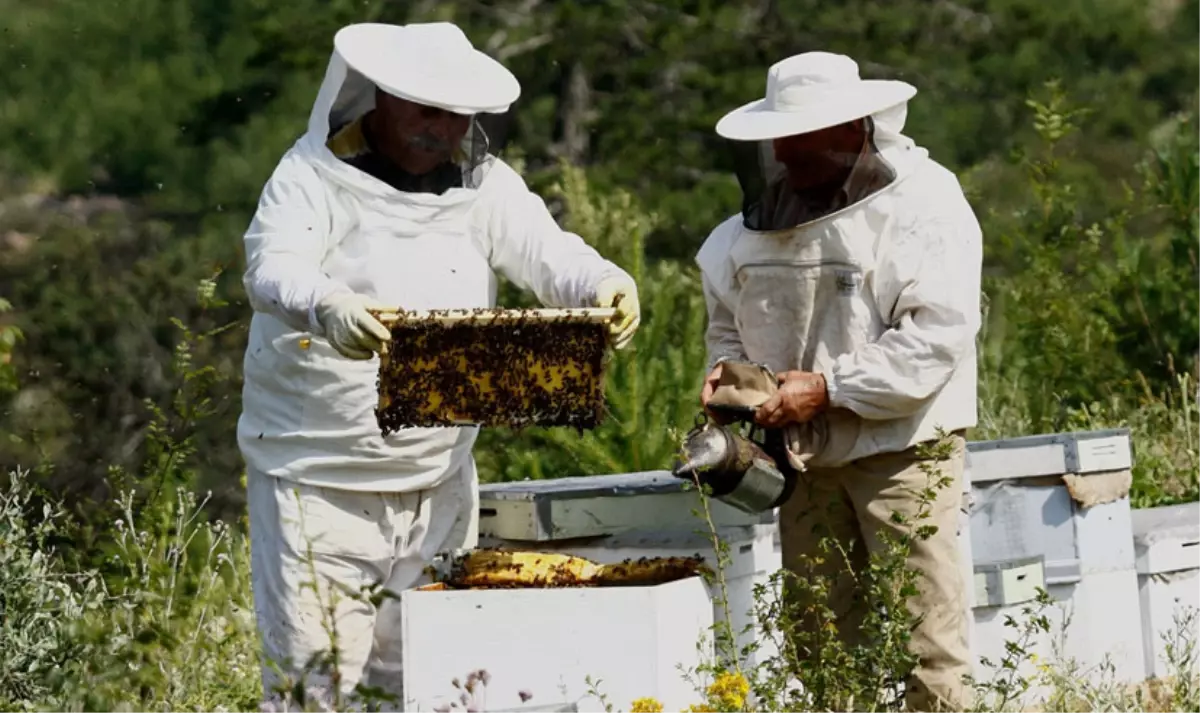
[406,132,452,154]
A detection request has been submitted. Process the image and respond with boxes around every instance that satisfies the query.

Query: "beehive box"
[372,307,615,433]
[1131,501,1200,680]
[401,550,714,712]
[965,429,1146,701]
[482,524,782,672]
[478,471,781,671]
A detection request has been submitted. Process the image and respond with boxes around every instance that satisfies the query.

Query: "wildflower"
[687,705,717,712]
[197,276,218,303]
[1028,652,1053,674]
[706,671,750,710]
[630,697,664,712]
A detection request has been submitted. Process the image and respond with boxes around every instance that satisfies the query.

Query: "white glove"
[593,276,640,350]
[314,292,392,360]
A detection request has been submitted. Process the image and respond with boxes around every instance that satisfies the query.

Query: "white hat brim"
[715,80,916,141]
[335,23,520,115]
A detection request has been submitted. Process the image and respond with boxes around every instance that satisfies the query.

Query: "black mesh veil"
[326,65,515,189]
[461,110,514,188]
[730,115,897,232]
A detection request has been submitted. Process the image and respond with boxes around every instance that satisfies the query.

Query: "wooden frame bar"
[372,307,618,327]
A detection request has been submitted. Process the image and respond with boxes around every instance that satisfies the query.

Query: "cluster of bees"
[374,307,610,435]
[419,549,712,590]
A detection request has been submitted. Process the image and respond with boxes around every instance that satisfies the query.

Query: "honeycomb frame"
[372,307,615,435]
[421,549,712,590]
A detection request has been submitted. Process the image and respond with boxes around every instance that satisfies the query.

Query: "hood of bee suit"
[718,52,929,232]
[299,21,521,198]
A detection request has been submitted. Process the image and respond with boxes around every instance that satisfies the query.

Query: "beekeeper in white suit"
[697,52,982,712]
[237,21,639,710]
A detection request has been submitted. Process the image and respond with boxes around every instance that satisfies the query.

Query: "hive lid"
[966,428,1133,483]
[479,471,772,541]
[1132,501,1200,575]
[480,471,686,501]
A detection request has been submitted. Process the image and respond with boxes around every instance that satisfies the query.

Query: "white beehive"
[1131,500,1200,680]
[965,428,1145,699]
[400,577,713,713]
[468,427,1150,710]
[479,472,781,670]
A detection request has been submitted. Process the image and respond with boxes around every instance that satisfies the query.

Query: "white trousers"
[246,461,479,711]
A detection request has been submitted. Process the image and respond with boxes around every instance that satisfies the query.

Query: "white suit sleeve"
[702,273,748,370]
[475,163,629,307]
[824,210,982,419]
[242,150,349,334]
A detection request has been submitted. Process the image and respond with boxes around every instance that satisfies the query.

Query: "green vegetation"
[0,0,1195,710]
[1,0,1196,514]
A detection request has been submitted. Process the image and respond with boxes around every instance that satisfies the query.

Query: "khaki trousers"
[778,433,971,712]
[246,462,479,711]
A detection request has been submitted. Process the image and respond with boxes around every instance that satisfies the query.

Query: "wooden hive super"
[372,307,615,434]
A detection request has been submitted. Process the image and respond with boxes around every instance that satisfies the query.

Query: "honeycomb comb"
[372,307,616,434]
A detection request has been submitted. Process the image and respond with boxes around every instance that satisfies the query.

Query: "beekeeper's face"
[375,89,472,174]
[772,119,866,190]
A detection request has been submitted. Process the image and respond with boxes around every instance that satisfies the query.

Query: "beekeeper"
[697,52,982,712]
[237,21,640,710]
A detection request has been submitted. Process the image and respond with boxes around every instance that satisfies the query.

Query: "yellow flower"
[706,671,751,710]
[687,705,717,712]
[1028,652,1053,674]
[630,697,664,712]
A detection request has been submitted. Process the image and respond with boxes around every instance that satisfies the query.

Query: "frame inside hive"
[372,307,616,434]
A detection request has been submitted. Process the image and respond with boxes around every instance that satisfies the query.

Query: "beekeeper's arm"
[476,161,640,349]
[823,203,982,419]
[242,150,389,359]
[702,274,749,370]
[696,219,749,370]
[698,272,751,422]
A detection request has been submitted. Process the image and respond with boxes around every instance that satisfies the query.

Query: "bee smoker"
[671,412,796,515]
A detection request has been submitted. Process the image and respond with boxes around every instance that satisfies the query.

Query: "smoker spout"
[671,428,729,478]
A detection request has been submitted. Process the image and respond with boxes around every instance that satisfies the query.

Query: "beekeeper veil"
[307,22,520,189]
[715,52,919,231]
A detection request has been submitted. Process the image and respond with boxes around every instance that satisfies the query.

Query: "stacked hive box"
[964,429,1145,702]
[1131,500,1200,680]
[476,472,782,671]
[400,426,1177,710]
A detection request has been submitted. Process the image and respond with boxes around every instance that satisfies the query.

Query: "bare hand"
[754,371,829,428]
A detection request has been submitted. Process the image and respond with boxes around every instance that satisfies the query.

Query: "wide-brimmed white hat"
[716,52,916,142]
[334,22,520,115]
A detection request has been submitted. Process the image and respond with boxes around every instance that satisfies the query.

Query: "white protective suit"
[237,22,634,709]
[697,90,983,469]
[238,25,630,492]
